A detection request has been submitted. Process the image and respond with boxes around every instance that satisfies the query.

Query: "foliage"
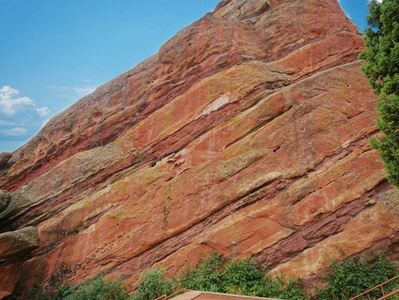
[178,250,226,292]
[28,282,71,300]
[316,251,399,300]
[359,0,399,186]
[221,258,266,294]
[253,274,309,300]
[29,251,399,300]
[132,269,174,300]
[136,251,309,299]
[29,274,130,300]
[370,94,399,186]
[64,275,130,300]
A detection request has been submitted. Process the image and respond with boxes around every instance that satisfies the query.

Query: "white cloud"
[0,86,52,145]
[36,106,51,117]
[0,86,50,118]
[0,127,28,136]
[0,86,35,116]
[0,119,17,126]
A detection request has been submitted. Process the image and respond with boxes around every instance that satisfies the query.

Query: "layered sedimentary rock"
[0,153,11,168]
[0,227,39,261]
[0,191,10,213]
[1,0,398,297]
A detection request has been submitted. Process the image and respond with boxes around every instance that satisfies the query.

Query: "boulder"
[0,227,39,261]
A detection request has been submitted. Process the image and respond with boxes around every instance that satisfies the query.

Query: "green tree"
[359,0,399,186]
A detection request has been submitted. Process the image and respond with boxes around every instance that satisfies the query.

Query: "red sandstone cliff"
[1,0,398,298]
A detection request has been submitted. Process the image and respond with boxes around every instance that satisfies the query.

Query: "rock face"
[0,227,39,298]
[0,153,11,168]
[0,227,39,261]
[0,190,10,213]
[1,0,398,297]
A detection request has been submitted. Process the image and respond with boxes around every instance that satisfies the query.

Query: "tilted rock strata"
[0,190,10,213]
[0,226,39,298]
[0,0,361,194]
[0,153,11,168]
[0,227,39,261]
[0,0,398,297]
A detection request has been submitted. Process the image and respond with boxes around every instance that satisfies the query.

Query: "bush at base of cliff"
[132,269,175,300]
[316,251,399,300]
[29,274,130,300]
[180,252,308,299]
[133,251,308,299]
[178,250,226,292]
[29,250,398,300]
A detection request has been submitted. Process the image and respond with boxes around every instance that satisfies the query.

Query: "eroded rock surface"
[0,0,397,297]
[0,153,11,167]
[0,227,38,299]
[0,191,10,213]
[0,227,39,261]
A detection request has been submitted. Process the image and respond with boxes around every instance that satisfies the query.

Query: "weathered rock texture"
[0,227,39,262]
[1,0,398,297]
[0,190,10,213]
[0,227,39,298]
[0,153,11,168]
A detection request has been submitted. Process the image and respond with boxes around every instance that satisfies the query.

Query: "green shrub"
[171,251,307,299]
[255,274,309,300]
[178,250,226,292]
[65,275,129,300]
[316,251,399,300]
[30,250,398,300]
[29,274,130,300]
[29,283,71,300]
[132,269,174,300]
[221,258,265,294]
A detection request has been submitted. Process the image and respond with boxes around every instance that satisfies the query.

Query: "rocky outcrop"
[0,227,38,298]
[0,190,10,213]
[0,227,39,261]
[0,153,11,168]
[0,0,398,297]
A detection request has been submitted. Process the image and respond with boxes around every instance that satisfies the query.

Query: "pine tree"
[359,0,399,187]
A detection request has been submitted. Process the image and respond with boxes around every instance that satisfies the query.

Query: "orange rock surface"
[1,0,398,297]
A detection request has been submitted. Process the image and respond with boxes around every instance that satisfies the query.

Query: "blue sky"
[0,0,373,152]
